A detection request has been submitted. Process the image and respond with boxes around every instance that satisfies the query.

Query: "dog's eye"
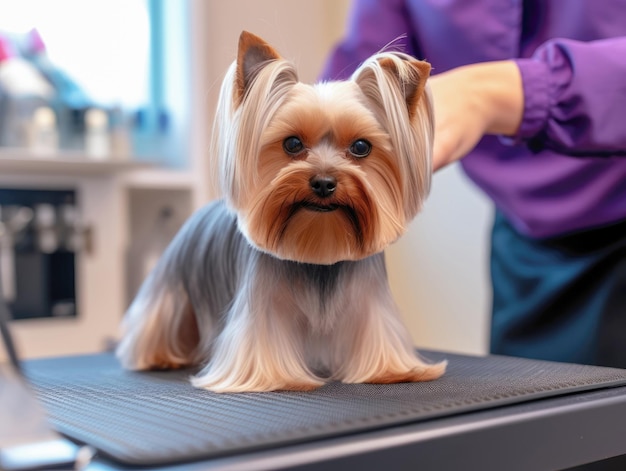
[349,139,372,158]
[283,136,305,155]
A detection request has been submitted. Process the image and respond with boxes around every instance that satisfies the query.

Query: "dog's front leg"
[329,257,446,384]
[191,275,324,393]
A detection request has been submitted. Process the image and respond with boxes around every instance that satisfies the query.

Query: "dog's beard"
[240,162,381,264]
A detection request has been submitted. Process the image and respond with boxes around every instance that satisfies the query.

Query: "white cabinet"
[0,150,201,359]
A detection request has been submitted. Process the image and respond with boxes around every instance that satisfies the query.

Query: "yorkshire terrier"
[116,31,446,393]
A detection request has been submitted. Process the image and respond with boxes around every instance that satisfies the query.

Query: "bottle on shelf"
[84,108,111,159]
[28,106,59,156]
[0,34,52,148]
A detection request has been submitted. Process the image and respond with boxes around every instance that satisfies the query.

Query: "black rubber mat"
[25,352,626,466]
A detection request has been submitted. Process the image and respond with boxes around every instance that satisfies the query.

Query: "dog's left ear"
[235,31,282,104]
[355,54,431,120]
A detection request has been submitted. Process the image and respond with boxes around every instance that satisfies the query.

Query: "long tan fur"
[116,31,446,393]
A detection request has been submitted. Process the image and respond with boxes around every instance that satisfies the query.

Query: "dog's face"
[214,32,434,265]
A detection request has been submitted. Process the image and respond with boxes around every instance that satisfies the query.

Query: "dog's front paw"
[363,361,447,384]
[191,367,324,393]
[340,360,447,385]
[191,369,325,393]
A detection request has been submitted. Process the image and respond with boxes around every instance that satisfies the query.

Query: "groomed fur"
[117,31,446,393]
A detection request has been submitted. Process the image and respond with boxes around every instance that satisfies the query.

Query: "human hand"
[428,61,524,171]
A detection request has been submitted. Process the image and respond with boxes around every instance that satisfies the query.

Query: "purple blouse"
[320,0,626,238]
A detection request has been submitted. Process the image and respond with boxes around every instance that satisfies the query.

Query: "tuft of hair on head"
[351,52,434,221]
[211,31,299,210]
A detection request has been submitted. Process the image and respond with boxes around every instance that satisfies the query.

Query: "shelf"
[121,167,197,190]
[0,148,155,177]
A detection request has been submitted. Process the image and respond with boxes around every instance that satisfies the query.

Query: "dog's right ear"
[235,31,281,104]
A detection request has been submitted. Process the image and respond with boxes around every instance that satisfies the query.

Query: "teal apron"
[490,211,626,368]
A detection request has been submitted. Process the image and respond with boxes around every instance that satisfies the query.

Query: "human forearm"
[477,61,524,136]
[429,60,523,170]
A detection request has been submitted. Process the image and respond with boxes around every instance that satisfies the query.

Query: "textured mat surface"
[25,352,626,466]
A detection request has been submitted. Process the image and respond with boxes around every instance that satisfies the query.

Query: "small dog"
[116,31,446,393]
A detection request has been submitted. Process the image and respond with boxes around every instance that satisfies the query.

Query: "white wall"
[387,165,493,355]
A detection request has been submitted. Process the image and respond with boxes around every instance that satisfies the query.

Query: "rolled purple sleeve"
[512,37,626,155]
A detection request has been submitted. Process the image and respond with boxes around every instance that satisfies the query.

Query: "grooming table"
[24,351,626,470]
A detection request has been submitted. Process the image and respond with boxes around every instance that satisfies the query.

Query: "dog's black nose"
[310,175,337,198]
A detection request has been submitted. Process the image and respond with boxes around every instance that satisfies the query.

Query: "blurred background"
[0,0,492,360]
